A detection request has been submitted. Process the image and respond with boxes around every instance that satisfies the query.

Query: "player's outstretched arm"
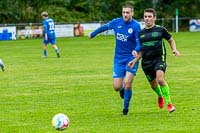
[168,37,180,56]
[88,23,111,39]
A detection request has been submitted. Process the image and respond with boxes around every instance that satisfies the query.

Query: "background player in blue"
[88,3,141,115]
[128,8,180,113]
[41,12,60,58]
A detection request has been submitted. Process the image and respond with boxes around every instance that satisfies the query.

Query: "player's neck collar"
[145,24,155,29]
[124,18,132,24]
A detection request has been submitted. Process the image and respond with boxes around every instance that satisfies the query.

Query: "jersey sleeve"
[90,18,120,38]
[90,24,109,38]
[134,23,141,52]
[43,21,48,34]
[162,27,171,40]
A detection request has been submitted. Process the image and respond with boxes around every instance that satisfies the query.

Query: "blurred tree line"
[0,0,200,24]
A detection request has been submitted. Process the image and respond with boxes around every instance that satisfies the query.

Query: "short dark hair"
[122,1,134,11]
[41,11,48,17]
[144,8,156,17]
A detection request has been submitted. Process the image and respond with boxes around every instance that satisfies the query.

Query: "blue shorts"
[43,37,56,45]
[113,60,139,78]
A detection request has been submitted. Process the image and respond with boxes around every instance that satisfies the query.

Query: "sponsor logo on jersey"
[116,33,128,42]
[143,40,158,46]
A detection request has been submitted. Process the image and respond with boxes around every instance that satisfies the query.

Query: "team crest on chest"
[128,28,133,33]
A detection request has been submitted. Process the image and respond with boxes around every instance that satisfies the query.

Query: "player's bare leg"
[113,78,124,98]
[52,44,60,58]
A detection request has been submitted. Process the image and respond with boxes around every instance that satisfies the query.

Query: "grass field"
[0,32,200,133]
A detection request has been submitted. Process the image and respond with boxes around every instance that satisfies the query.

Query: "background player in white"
[88,2,141,115]
[41,12,60,58]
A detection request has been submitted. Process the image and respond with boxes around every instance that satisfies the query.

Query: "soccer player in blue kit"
[88,3,141,115]
[41,12,60,58]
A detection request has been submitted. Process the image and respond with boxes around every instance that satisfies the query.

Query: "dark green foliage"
[0,0,199,24]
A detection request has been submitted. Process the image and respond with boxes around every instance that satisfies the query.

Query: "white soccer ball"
[52,113,70,130]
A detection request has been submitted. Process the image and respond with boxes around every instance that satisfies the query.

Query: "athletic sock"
[152,85,163,97]
[124,89,132,109]
[44,50,47,56]
[120,87,124,92]
[55,48,59,54]
[119,87,124,99]
[160,84,172,104]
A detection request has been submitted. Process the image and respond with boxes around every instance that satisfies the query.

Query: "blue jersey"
[91,18,141,63]
[42,17,56,39]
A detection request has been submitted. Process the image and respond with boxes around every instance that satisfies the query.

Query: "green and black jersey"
[139,25,172,81]
[139,25,171,61]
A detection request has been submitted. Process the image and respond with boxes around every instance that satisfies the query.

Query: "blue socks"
[43,50,47,56]
[124,89,132,110]
[43,48,59,57]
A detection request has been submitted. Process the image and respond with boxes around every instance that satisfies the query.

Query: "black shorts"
[141,58,167,82]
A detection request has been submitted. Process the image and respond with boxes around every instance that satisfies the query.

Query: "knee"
[150,83,157,88]
[53,45,57,48]
[124,81,132,90]
[113,84,121,91]
[157,78,166,86]
[150,79,159,88]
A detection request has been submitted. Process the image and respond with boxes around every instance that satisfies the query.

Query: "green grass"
[0,32,200,133]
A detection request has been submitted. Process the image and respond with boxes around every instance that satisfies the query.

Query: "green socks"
[152,85,163,97]
[160,84,172,104]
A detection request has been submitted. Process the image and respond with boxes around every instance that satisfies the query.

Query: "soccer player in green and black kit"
[128,8,180,113]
